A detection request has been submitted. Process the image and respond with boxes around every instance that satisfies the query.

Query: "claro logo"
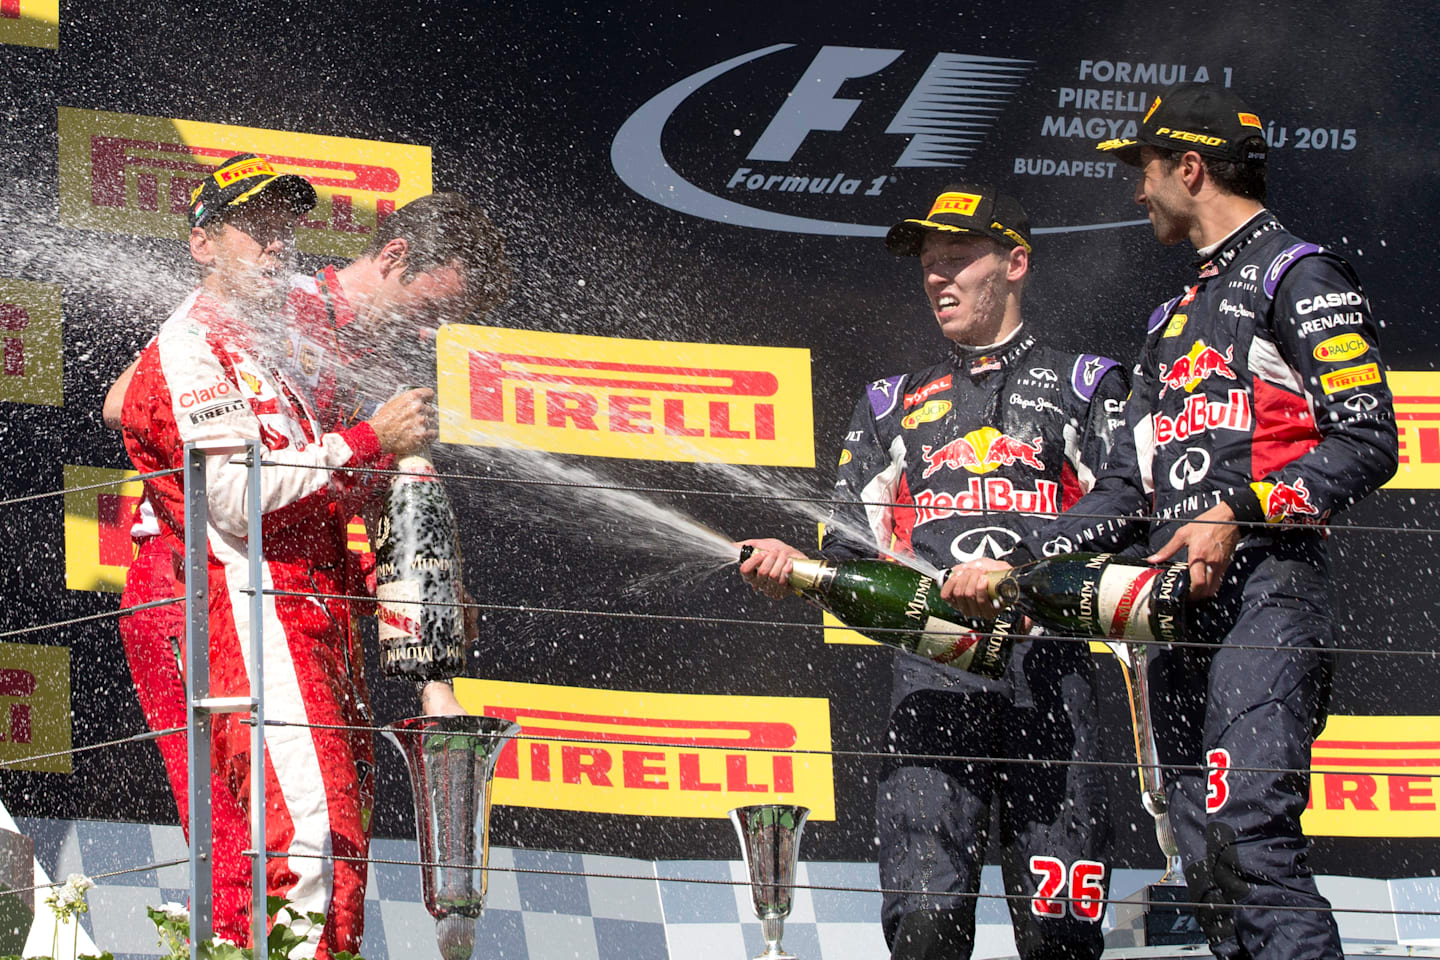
[437,325,814,466]
[612,45,1033,236]
[58,107,432,257]
[454,678,835,820]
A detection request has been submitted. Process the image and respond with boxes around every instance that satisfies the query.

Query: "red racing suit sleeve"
[150,319,385,543]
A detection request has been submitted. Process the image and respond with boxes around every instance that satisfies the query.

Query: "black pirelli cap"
[884,184,1032,255]
[1097,82,1269,166]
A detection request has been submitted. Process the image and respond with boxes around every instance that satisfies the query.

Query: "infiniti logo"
[951,527,1021,563]
[1344,392,1379,412]
[1168,447,1212,490]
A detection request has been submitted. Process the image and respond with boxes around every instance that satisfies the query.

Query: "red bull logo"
[1255,478,1322,523]
[921,426,1044,478]
[1153,390,1252,446]
[913,477,1060,525]
[1158,341,1238,397]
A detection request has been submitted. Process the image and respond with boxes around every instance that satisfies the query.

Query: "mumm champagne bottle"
[740,547,1013,679]
[988,553,1189,643]
[374,446,467,680]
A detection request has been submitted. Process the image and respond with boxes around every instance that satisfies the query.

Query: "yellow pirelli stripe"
[454,678,835,820]
[0,643,71,772]
[58,107,432,257]
[0,277,63,406]
[437,325,814,466]
[1304,715,1440,837]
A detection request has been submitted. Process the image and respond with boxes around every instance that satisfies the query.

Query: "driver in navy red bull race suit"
[947,84,1399,960]
[741,185,1128,959]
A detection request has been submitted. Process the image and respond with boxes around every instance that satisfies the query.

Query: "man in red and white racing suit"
[119,156,440,958]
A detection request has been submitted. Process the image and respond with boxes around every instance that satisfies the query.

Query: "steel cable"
[260,458,1440,538]
[260,586,1440,661]
[0,596,183,641]
[265,849,1440,920]
[254,717,1433,784]
[0,466,181,509]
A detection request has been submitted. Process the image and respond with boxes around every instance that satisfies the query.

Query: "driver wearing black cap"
[740,183,1127,960]
[949,83,1398,960]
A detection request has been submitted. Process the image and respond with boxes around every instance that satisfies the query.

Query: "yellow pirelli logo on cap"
[1156,127,1225,147]
[1143,96,1162,123]
[929,192,981,218]
[58,107,432,257]
[454,678,835,820]
[437,325,814,466]
[214,157,276,186]
[1320,362,1382,396]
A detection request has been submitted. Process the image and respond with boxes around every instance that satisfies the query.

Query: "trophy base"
[1105,882,1206,948]
[753,948,795,960]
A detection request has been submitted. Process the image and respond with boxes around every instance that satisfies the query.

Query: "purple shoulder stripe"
[867,375,906,419]
[1263,242,1323,298]
[1147,295,1181,335]
[1071,354,1119,401]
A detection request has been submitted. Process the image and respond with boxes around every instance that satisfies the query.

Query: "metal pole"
[184,441,261,960]
[183,443,213,958]
[245,439,267,956]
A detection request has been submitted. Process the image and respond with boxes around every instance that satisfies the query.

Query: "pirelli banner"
[3,1,1440,879]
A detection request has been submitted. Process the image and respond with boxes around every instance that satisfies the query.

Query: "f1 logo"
[745,46,1031,167]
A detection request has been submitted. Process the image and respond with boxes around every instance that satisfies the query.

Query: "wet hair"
[364,192,511,316]
[1156,140,1268,203]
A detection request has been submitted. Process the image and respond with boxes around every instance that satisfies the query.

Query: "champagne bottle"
[374,447,467,681]
[988,553,1188,644]
[739,547,1013,679]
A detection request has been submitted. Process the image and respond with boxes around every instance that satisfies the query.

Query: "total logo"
[1157,341,1238,398]
[612,44,1142,237]
[921,426,1044,478]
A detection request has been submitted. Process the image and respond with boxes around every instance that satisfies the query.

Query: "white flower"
[158,901,189,922]
[66,873,95,893]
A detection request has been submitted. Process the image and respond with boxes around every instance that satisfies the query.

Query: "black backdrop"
[1,1,1437,878]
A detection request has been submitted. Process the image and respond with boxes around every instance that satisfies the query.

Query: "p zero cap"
[1096,82,1268,167]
